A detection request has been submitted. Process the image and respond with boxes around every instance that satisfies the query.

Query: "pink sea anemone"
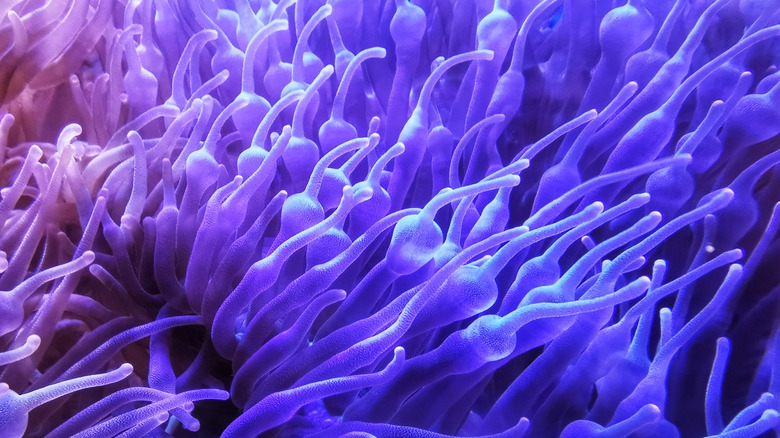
[1,0,779,437]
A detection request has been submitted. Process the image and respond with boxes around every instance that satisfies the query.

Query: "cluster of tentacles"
[1,0,780,437]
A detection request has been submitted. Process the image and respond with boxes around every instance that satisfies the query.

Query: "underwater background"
[0,0,779,436]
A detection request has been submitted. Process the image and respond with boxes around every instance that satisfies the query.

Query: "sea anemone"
[0,0,779,437]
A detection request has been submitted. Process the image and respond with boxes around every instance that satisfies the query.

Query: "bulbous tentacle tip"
[27,335,41,349]
[118,363,134,376]
[81,251,96,264]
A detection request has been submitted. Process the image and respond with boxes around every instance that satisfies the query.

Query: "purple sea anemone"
[1,0,779,436]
